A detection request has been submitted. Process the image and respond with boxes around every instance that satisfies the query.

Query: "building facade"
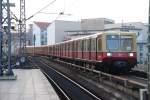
[47,20,81,45]
[32,22,50,46]
[30,20,81,46]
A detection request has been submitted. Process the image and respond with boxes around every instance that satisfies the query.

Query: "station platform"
[0,69,60,100]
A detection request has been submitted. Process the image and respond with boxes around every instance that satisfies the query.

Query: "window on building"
[140,53,143,57]
[137,32,140,36]
[139,45,143,51]
[40,30,47,45]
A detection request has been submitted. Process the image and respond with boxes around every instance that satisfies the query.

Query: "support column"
[6,0,13,75]
[148,0,150,99]
[0,0,3,75]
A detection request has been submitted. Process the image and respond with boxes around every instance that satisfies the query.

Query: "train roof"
[54,31,136,45]
[26,31,136,47]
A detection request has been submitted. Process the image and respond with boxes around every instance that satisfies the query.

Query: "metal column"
[19,0,26,64]
[0,0,3,75]
[0,0,16,77]
[148,0,150,99]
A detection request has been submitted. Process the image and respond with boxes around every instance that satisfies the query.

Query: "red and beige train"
[26,32,137,73]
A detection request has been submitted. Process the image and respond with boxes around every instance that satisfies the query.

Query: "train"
[26,32,137,73]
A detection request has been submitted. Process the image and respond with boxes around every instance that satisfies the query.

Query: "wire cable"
[26,0,57,20]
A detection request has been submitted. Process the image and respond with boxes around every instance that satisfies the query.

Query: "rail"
[28,57,70,100]
[56,59,147,88]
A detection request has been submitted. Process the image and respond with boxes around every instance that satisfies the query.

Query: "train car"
[95,32,137,73]
[26,31,137,73]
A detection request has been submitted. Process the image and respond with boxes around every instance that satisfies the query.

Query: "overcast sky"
[11,0,149,24]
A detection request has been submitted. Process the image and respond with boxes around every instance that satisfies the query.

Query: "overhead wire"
[26,0,57,20]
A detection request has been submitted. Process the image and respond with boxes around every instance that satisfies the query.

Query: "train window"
[106,35,119,51]
[97,38,102,51]
[87,40,89,51]
[70,42,72,51]
[78,40,82,51]
[67,44,69,51]
[66,44,67,51]
[120,35,133,51]
[83,40,87,51]
[64,44,65,51]
[91,38,96,51]
[74,42,76,51]
[76,41,78,51]
[83,40,86,51]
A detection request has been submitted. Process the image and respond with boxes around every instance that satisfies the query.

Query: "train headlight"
[107,53,112,57]
[129,53,133,57]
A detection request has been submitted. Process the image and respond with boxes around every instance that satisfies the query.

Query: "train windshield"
[106,35,119,51]
[120,36,132,51]
[106,35,133,51]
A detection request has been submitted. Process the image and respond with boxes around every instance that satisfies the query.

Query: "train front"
[101,33,137,73]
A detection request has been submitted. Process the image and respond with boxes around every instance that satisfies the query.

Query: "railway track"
[39,56,147,99]
[30,57,102,100]
[119,74,147,85]
[130,70,147,79]
[28,56,148,100]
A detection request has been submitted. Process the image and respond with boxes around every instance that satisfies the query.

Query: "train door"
[74,41,78,58]
[83,39,89,60]
[78,40,82,59]
[72,41,74,58]
[96,37,102,61]
[70,42,73,58]
[91,38,96,61]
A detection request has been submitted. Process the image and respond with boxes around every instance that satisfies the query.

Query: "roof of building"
[34,21,50,31]
[105,23,142,30]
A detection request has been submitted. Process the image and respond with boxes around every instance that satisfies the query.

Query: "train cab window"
[120,35,133,51]
[106,35,119,51]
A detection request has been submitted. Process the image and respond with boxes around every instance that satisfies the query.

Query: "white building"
[32,21,50,46]
[31,20,81,46]
[47,20,81,45]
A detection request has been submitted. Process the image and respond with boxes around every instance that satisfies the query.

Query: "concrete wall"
[47,23,55,45]
[55,20,81,43]
[81,18,114,31]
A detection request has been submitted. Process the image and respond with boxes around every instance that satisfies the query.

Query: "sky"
[11,0,149,24]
